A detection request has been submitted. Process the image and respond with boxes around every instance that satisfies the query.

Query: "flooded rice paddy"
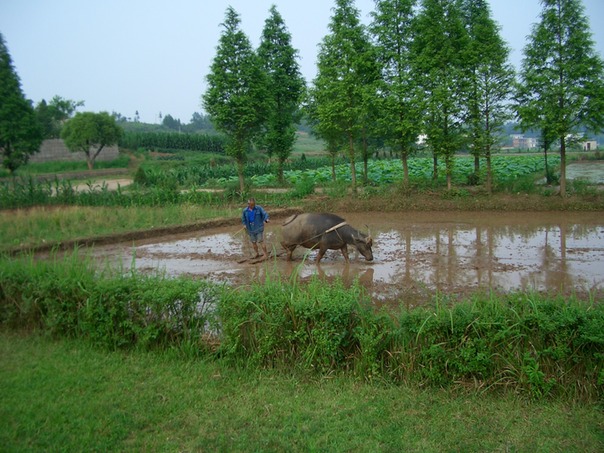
[86,211,604,307]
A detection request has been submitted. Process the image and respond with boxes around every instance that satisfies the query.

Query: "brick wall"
[29,139,119,163]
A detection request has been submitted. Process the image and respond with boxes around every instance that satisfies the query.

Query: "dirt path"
[71,178,133,192]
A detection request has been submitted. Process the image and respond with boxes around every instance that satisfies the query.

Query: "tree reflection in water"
[86,211,604,307]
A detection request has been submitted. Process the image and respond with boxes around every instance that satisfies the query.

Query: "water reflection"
[89,212,604,306]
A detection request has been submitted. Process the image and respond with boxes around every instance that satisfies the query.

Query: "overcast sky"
[1,0,603,124]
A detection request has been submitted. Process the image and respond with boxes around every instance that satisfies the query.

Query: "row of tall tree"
[203,0,604,196]
[3,0,604,194]
[203,5,305,190]
[120,130,225,154]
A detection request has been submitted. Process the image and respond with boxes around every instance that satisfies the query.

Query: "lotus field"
[212,155,560,187]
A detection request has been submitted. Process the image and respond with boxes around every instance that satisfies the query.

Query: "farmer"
[241,197,270,259]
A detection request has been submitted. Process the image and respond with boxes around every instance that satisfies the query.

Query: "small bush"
[289,175,315,199]
[0,252,219,355]
[466,172,480,186]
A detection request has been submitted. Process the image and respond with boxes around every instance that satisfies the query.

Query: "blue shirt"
[242,205,269,234]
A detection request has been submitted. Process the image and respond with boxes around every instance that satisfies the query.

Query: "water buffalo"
[280,213,373,263]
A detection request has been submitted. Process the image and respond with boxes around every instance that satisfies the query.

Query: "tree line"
[203,0,604,196]
[2,0,604,196]
[119,131,226,154]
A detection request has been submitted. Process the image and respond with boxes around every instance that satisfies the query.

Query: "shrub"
[2,254,603,399]
[0,252,219,355]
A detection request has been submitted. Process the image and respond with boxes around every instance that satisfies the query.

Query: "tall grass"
[0,175,232,210]
[0,251,220,354]
[2,253,602,400]
[219,274,604,399]
[0,204,240,252]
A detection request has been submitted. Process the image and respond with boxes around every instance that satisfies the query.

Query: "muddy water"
[88,211,604,307]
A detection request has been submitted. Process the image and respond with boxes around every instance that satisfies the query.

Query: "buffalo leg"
[316,247,327,263]
[281,242,296,261]
[340,246,350,262]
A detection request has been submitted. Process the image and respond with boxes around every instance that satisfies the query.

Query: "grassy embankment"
[1,249,604,451]
[1,146,604,450]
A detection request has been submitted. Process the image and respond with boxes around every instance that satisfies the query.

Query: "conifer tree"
[370,0,419,186]
[308,0,379,194]
[412,0,470,190]
[202,7,269,193]
[462,0,515,192]
[516,0,604,197]
[0,33,42,173]
[257,5,306,184]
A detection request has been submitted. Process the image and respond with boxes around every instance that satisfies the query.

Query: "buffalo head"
[353,234,373,261]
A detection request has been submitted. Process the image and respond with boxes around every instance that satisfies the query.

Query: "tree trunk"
[331,157,336,182]
[559,136,566,197]
[348,133,357,194]
[446,155,452,191]
[486,151,492,194]
[237,159,245,194]
[277,158,285,185]
[544,148,550,184]
[362,128,368,185]
[402,152,409,187]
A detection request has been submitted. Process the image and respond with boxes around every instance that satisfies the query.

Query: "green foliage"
[411,0,469,187]
[282,155,560,188]
[0,33,43,173]
[288,174,315,199]
[61,112,123,170]
[34,96,84,139]
[218,276,371,371]
[462,0,515,171]
[257,5,306,183]
[0,252,219,354]
[466,171,480,186]
[2,254,604,398]
[0,154,565,209]
[216,274,604,397]
[369,0,420,186]
[202,6,269,192]
[0,175,223,210]
[308,0,379,192]
[569,178,599,196]
[120,131,226,153]
[515,0,604,196]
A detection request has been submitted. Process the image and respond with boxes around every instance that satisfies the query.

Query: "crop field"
[227,155,561,188]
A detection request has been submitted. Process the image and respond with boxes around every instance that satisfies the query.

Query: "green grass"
[1,330,602,452]
[0,204,239,252]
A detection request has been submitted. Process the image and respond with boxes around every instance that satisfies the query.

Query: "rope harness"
[289,221,349,247]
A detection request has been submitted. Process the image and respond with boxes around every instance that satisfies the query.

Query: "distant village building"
[29,139,119,164]
[582,140,598,151]
[511,134,537,150]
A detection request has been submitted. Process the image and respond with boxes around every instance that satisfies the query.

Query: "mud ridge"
[8,207,303,256]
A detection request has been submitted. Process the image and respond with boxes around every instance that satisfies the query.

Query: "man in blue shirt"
[241,197,270,259]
